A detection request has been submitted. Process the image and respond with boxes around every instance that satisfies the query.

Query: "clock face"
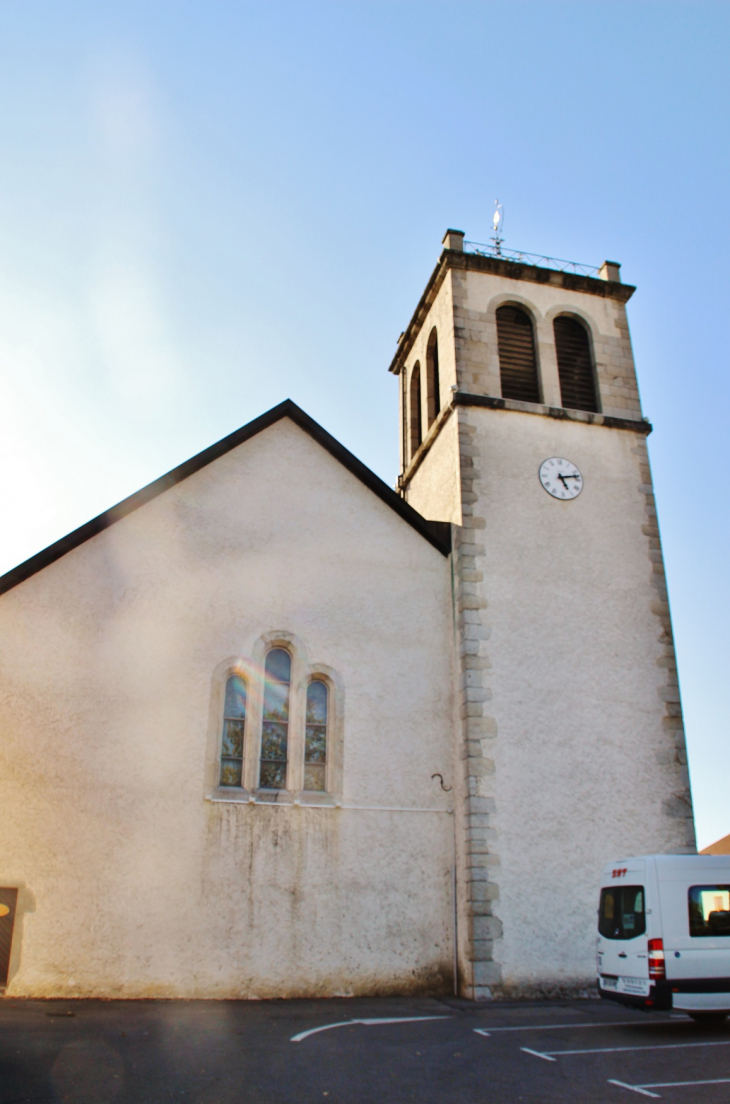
[539,457,583,500]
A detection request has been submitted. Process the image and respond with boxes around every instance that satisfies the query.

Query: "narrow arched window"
[260,648,291,789]
[409,363,422,458]
[304,680,328,792]
[401,367,408,471]
[496,305,540,404]
[426,328,440,428]
[554,315,598,412]
[219,675,247,787]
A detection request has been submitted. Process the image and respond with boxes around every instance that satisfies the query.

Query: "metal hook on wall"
[431,773,452,792]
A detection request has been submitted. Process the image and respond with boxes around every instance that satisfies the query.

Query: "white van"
[597,855,730,1023]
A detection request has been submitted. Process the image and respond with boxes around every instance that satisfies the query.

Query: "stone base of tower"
[464,979,597,1002]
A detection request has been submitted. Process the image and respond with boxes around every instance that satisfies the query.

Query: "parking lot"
[1,996,729,1103]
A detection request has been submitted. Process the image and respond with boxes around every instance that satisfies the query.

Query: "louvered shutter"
[409,364,422,457]
[554,316,598,413]
[426,329,440,427]
[496,306,540,404]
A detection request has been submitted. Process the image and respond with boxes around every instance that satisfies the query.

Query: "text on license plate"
[602,976,650,996]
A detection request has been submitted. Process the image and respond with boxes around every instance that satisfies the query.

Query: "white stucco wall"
[0,417,456,998]
[404,412,462,526]
[467,408,691,987]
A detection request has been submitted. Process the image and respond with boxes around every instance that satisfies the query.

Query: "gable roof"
[0,400,451,597]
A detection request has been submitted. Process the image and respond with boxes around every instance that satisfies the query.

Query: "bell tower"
[389,230,696,999]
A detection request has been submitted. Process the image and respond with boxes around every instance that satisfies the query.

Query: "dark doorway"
[0,887,18,987]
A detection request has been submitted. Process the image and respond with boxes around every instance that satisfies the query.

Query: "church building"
[0,229,695,1000]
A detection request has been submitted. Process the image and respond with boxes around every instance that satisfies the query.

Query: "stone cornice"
[398,392,651,491]
[388,249,636,376]
[452,391,651,433]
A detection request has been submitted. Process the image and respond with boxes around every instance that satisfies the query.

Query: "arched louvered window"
[553,315,598,413]
[496,305,540,404]
[220,675,247,787]
[426,328,440,428]
[304,680,328,792]
[409,363,422,458]
[260,648,291,789]
[401,367,408,472]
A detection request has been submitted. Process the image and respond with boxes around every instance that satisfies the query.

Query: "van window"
[599,886,646,940]
[688,885,730,937]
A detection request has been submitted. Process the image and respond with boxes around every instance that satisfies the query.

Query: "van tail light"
[648,938,665,980]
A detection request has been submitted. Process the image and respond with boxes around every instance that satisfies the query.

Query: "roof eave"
[0,400,451,597]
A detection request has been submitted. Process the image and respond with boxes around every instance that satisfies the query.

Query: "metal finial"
[491,199,504,256]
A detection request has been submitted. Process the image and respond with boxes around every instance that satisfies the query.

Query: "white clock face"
[539,457,583,500]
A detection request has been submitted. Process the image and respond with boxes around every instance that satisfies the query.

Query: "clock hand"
[558,473,569,488]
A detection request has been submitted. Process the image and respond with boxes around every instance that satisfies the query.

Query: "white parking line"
[609,1076,730,1098]
[290,1015,451,1042]
[474,1019,676,1038]
[522,1039,730,1059]
[608,1080,661,1099]
[294,1012,687,1045]
[520,1047,556,1062]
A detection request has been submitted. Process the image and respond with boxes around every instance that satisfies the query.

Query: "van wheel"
[688,1012,728,1026]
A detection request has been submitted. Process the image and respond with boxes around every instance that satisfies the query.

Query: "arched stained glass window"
[496,305,540,404]
[260,648,291,789]
[219,675,247,787]
[409,363,422,458]
[554,315,598,413]
[304,680,328,792]
[426,328,440,428]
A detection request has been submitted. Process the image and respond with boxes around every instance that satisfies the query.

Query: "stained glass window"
[304,680,328,792]
[260,648,291,789]
[219,674,247,787]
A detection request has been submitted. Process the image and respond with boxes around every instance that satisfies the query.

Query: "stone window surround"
[402,293,605,441]
[404,326,443,465]
[204,630,344,807]
[425,326,441,430]
[408,361,423,461]
[486,294,602,413]
[387,246,634,379]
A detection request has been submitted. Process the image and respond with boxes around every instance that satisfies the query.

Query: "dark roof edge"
[388,248,636,375]
[388,254,450,375]
[0,401,451,597]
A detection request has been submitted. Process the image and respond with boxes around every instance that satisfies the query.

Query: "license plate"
[618,976,650,996]
[601,976,618,990]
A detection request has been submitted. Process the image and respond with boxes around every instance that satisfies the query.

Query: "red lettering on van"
[612,868,627,878]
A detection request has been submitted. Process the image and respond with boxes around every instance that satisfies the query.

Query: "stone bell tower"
[389,229,696,999]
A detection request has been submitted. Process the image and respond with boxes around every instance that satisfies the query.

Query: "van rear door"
[598,862,651,998]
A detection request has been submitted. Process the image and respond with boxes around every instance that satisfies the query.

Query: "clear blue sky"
[0,2,727,848]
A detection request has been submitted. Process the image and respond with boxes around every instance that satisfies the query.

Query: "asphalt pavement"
[1,995,729,1103]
